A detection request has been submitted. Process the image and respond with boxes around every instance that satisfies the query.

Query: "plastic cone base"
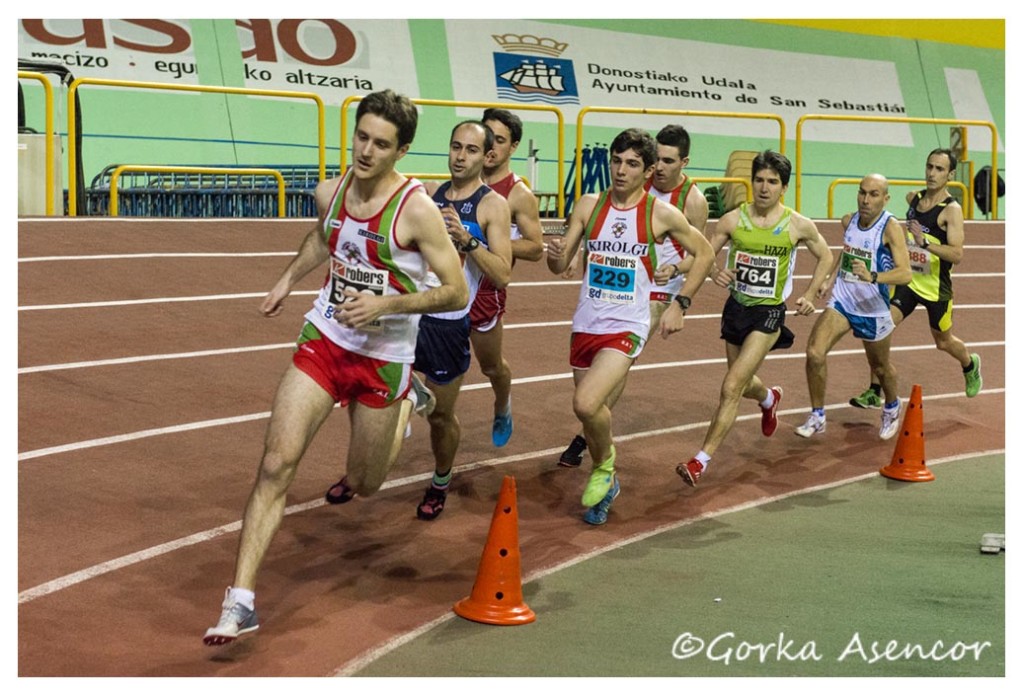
[453,596,536,625]
[452,475,535,626]
[879,384,934,482]
[880,460,935,482]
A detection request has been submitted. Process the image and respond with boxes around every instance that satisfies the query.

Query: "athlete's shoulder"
[651,193,685,219]
[402,185,444,219]
[569,192,601,221]
[480,186,511,214]
[787,209,819,236]
[718,205,742,227]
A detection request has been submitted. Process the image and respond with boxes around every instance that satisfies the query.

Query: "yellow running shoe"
[582,446,616,507]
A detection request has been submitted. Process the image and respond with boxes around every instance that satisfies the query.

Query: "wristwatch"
[461,237,480,253]
[920,237,930,249]
[673,295,692,313]
[870,271,878,284]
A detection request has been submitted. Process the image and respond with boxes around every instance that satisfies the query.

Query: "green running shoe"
[965,353,982,397]
[849,387,883,409]
[582,446,615,507]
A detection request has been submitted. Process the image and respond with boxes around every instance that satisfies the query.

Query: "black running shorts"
[890,284,954,333]
[413,314,472,385]
[720,295,794,351]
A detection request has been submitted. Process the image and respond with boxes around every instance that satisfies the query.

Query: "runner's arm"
[508,183,545,262]
[658,203,714,304]
[797,215,834,304]
[928,202,965,265]
[547,195,595,275]
[878,217,912,286]
[260,178,336,317]
[463,192,512,288]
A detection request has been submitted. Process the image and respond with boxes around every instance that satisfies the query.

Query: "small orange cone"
[453,475,535,625]
[880,384,934,482]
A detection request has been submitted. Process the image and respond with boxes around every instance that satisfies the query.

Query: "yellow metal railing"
[108,165,287,217]
[826,178,971,219]
[795,114,999,217]
[340,96,565,217]
[691,176,753,204]
[37,71,1002,222]
[403,172,533,188]
[574,107,786,204]
[66,78,326,216]
[18,71,57,215]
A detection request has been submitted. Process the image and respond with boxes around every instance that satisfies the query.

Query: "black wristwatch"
[673,295,692,313]
[921,237,930,249]
[870,271,878,284]
[461,237,480,253]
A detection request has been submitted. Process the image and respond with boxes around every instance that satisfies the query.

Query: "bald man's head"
[857,174,891,223]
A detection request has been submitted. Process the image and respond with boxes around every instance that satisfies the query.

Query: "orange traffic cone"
[879,384,934,482]
[453,475,536,625]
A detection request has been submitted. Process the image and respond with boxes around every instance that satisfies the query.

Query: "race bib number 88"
[908,245,931,275]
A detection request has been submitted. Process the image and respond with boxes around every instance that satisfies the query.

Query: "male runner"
[203,90,468,645]
[848,148,981,408]
[547,128,713,524]
[796,173,911,440]
[410,120,512,520]
[471,107,544,447]
[677,150,833,486]
[557,124,709,468]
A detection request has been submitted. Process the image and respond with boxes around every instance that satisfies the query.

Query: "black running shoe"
[558,435,587,468]
[416,486,448,520]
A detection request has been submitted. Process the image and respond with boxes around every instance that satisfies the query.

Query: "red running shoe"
[761,386,783,437]
[676,458,705,487]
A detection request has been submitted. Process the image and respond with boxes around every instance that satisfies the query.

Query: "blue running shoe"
[583,477,620,526]
[492,406,513,447]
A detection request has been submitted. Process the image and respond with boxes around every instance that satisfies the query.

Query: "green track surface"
[356,454,1005,678]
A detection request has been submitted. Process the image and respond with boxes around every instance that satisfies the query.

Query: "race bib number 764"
[733,252,779,299]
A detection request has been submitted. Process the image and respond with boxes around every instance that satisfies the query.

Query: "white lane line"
[17,306,1006,375]
[19,252,295,262]
[18,243,1006,263]
[17,393,1004,606]
[18,412,272,462]
[17,292,314,311]
[18,217,316,223]
[17,342,1005,461]
[18,343,296,374]
[328,447,1005,677]
[17,274,1005,312]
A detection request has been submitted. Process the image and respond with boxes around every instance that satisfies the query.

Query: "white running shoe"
[203,587,260,646]
[408,373,436,417]
[795,412,826,438]
[879,402,902,440]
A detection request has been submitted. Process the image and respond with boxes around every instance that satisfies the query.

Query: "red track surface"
[17,217,1004,676]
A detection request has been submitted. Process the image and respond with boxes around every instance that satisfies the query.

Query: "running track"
[17,217,1004,676]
